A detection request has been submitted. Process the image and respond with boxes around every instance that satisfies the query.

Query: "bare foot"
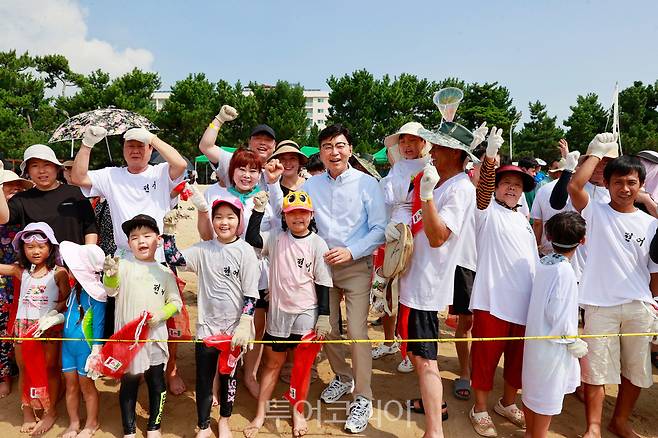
[168,373,186,395]
[60,422,80,438]
[30,410,57,436]
[21,422,38,434]
[292,409,308,437]
[243,377,260,400]
[76,424,99,438]
[608,419,641,438]
[243,417,264,438]
[582,424,602,438]
[0,379,10,398]
[195,427,214,438]
[146,430,162,438]
[218,418,233,438]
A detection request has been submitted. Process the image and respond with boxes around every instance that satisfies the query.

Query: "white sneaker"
[397,357,415,373]
[371,343,399,360]
[320,376,354,403]
[344,395,373,434]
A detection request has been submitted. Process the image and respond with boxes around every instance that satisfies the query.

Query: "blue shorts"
[62,340,91,376]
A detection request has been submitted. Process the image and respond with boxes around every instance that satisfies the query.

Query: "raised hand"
[587,133,618,159]
[264,159,284,184]
[470,121,488,148]
[82,125,108,148]
[419,162,440,201]
[215,105,238,124]
[124,127,156,145]
[486,126,504,159]
[252,190,270,213]
[558,139,569,158]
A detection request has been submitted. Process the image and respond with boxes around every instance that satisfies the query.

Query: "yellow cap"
[283,191,313,213]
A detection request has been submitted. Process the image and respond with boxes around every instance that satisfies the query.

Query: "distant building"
[150,87,330,132]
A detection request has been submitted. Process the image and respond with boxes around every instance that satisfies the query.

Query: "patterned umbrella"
[49,107,158,143]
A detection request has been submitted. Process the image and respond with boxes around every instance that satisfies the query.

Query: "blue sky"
[5,0,658,127]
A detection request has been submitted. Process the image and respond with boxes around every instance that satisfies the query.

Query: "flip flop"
[405,398,448,421]
[453,378,472,400]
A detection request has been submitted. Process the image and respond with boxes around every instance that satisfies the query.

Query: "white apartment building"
[150,88,330,130]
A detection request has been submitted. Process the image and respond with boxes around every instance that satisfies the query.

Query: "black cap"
[250,124,276,140]
[121,214,160,237]
[518,157,539,169]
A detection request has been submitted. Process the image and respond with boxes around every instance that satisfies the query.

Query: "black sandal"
[405,398,448,421]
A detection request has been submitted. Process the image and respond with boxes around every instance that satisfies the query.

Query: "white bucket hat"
[0,170,35,190]
[20,144,62,173]
[549,158,567,173]
[384,122,431,164]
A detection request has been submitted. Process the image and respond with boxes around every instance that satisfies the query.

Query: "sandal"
[493,398,526,428]
[469,406,497,437]
[405,398,448,421]
[453,377,472,400]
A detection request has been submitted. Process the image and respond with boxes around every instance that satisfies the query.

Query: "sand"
[1,196,657,437]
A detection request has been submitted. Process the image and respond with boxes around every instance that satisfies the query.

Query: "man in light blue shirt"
[302,124,386,434]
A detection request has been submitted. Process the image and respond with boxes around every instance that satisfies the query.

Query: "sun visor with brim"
[495,165,536,193]
[418,122,479,163]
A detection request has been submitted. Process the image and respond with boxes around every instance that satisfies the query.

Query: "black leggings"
[196,343,237,429]
[119,364,167,435]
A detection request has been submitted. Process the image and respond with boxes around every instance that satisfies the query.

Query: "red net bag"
[93,311,151,379]
[21,322,51,411]
[166,275,192,340]
[283,332,323,413]
[203,334,243,376]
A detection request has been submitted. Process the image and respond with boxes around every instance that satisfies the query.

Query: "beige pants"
[324,256,374,400]
[581,301,654,388]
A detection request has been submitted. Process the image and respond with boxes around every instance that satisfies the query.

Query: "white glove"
[369,269,389,318]
[587,133,618,159]
[384,222,401,242]
[314,315,331,338]
[567,338,589,358]
[564,151,581,172]
[189,185,209,213]
[124,127,156,145]
[162,210,178,235]
[34,310,64,337]
[103,255,120,278]
[215,105,239,124]
[485,126,504,159]
[419,163,440,201]
[470,122,488,148]
[252,191,270,213]
[85,345,103,380]
[231,314,255,349]
[82,125,107,148]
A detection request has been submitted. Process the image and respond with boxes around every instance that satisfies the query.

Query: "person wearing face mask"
[0,169,34,399]
[468,127,537,437]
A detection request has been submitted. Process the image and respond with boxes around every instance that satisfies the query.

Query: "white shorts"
[581,301,654,388]
[266,306,317,338]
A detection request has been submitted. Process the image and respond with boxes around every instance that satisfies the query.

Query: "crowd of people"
[0,101,656,438]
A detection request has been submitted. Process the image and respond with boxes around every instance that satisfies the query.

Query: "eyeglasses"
[320,141,349,152]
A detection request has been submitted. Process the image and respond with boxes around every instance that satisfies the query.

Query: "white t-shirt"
[400,173,476,311]
[380,157,428,224]
[203,184,279,290]
[531,179,570,255]
[518,193,530,218]
[470,201,538,325]
[83,163,183,252]
[181,238,260,338]
[457,172,477,271]
[263,231,333,313]
[570,182,611,281]
[522,255,580,415]
[113,258,181,374]
[579,201,658,306]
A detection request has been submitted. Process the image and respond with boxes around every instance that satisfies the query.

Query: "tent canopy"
[195,145,320,164]
[373,146,388,165]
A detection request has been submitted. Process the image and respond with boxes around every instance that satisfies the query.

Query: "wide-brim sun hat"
[495,164,536,193]
[0,170,35,191]
[211,196,246,236]
[60,241,107,302]
[549,158,567,173]
[268,140,308,165]
[384,122,431,162]
[349,153,381,180]
[418,122,480,163]
[535,158,547,166]
[637,150,658,164]
[20,144,63,173]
